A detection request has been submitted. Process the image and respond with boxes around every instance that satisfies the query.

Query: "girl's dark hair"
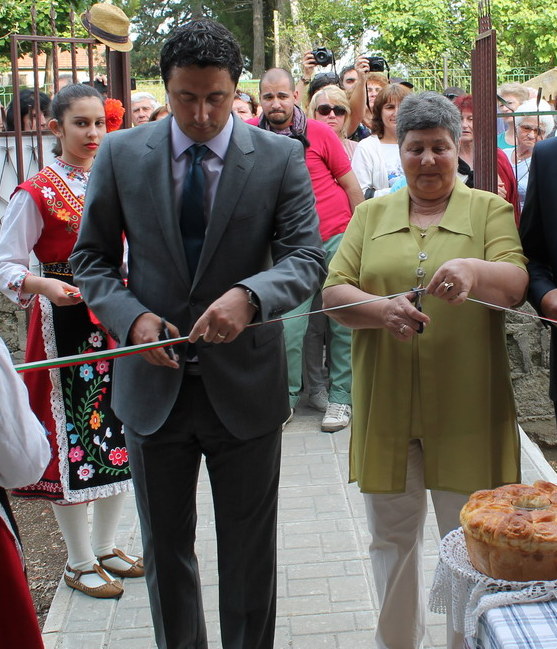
[50,83,104,156]
[6,89,51,131]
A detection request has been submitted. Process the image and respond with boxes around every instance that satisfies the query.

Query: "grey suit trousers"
[125,374,281,649]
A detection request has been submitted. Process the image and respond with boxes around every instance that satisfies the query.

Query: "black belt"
[42,261,72,277]
[183,362,201,376]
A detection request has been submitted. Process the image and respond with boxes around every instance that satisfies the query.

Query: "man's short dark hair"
[160,18,243,87]
[259,68,296,92]
[340,65,356,83]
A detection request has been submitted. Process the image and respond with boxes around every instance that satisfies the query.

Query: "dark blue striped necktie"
[181,144,209,278]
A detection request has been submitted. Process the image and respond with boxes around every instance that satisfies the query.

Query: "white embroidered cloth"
[429,527,557,638]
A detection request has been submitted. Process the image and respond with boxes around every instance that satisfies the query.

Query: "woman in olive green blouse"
[323,91,528,649]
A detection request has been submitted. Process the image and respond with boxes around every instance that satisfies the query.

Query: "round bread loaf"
[460,481,557,581]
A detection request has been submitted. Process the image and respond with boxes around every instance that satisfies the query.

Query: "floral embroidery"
[109,448,128,466]
[63,336,130,480]
[30,165,85,234]
[68,446,84,463]
[8,270,33,307]
[79,364,94,381]
[77,463,95,481]
[56,208,71,222]
[89,410,102,430]
[41,186,55,200]
[96,360,109,374]
[88,331,103,348]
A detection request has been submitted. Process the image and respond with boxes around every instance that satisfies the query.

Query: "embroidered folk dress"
[0,158,132,503]
[324,181,527,495]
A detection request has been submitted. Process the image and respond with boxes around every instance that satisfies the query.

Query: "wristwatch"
[244,288,260,311]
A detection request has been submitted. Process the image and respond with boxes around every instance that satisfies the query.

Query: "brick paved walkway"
[42,401,557,649]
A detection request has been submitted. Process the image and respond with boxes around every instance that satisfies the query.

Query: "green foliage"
[360,0,557,72]
[292,0,368,56]
[490,0,557,70]
[362,0,473,68]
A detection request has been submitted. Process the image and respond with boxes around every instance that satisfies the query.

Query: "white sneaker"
[321,403,351,433]
[308,389,329,412]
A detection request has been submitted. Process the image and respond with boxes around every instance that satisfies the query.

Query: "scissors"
[411,287,426,334]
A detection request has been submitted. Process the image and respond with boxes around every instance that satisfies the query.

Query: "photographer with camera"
[296,50,369,137]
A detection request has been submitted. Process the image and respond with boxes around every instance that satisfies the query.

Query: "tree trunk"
[44,51,53,91]
[252,0,264,77]
[191,0,204,19]
[289,0,311,55]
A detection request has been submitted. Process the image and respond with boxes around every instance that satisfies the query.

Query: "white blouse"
[0,159,88,306]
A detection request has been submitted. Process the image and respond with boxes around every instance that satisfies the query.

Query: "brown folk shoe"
[97,547,145,578]
[64,563,124,599]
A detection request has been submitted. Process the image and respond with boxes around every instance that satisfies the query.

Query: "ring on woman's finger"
[216,333,226,340]
[399,324,408,335]
[443,281,454,292]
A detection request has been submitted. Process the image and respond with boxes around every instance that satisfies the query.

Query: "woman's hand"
[380,292,430,341]
[426,258,474,305]
[354,55,370,79]
[22,275,83,307]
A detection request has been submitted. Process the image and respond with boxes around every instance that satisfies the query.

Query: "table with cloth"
[430,528,557,648]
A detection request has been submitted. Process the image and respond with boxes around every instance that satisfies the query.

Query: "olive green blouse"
[324,180,527,494]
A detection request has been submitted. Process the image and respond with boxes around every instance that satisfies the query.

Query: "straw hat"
[81,3,133,52]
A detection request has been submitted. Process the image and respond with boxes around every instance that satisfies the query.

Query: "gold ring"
[399,324,407,335]
[443,282,454,292]
[217,333,226,339]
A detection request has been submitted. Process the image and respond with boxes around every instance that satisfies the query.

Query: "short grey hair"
[131,91,159,109]
[396,91,462,147]
[515,98,554,139]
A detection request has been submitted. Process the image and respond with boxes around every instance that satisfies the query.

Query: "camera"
[366,56,387,73]
[312,47,334,67]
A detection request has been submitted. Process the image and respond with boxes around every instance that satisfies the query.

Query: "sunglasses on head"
[236,92,252,103]
[316,104,347,117]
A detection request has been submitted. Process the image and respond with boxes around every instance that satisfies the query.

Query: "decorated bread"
[460,481,557,581]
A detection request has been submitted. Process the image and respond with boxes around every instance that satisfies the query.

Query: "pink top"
[248,117,353,241]
[304,120,352,241]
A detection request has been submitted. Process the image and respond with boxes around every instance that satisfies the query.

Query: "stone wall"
[507,307,556,445]
[0,293,26,363]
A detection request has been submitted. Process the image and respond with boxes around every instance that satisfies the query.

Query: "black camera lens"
[366,56,386,73]
[312,47,334,67]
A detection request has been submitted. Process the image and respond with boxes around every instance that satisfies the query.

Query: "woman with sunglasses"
[503,98,554,211]
[308,84,357,159]
[232,90,258,121]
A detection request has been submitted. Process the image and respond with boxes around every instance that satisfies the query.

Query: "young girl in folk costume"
[0,84,142,599]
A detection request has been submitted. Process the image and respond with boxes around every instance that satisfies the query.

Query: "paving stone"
[289,611,359,635]
[43,418,555,649]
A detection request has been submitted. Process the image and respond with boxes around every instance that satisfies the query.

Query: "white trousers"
[363,439,468,649]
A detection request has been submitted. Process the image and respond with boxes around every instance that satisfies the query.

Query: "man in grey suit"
[70,19,325,649]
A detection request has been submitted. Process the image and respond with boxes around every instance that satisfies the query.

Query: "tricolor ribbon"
[12,289,556,374]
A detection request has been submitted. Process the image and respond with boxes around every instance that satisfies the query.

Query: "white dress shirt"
[170,114,234,220]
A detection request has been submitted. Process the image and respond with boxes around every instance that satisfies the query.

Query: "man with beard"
[251,68,363,433]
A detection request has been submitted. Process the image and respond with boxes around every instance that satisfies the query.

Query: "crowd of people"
[1,12,557,649]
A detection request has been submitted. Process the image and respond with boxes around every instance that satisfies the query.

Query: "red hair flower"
[104,98,125,132]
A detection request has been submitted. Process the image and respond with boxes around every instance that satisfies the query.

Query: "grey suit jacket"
[70,115,326,437]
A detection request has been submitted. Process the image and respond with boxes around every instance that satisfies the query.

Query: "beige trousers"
[363,439,468,649]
